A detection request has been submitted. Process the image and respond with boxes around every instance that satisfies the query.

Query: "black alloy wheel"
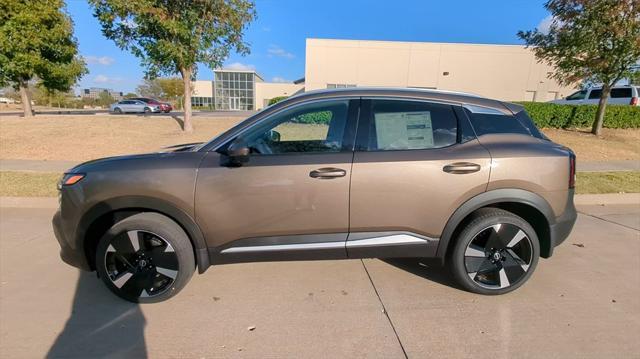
[96,213,194,303]
[103,229,179,299]
[450,208,540,295]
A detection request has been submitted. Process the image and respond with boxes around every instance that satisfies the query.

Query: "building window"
[327,84,356,89]
[213,71,255,110]
[191,96,213,108]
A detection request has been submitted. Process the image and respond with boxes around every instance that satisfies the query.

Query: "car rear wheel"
[143,107,151,114]
[96,213,194,303]
[449,208,539,295]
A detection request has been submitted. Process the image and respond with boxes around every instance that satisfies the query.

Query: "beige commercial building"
[192,38,575,111]
[305,38,576,102]
[192,70,303,111]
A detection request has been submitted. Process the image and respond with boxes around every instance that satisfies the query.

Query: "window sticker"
[374,111,434,150]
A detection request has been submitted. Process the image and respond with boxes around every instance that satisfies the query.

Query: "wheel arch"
[76,196,210,273]
[437,189,556,262]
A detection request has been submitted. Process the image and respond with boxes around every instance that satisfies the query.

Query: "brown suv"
[52,88,577,303]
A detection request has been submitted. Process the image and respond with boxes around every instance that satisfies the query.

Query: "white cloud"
[262,26,271,32]
[538,15,555,34]
[271,77,290,83]
[268,45,294,59]
[224,62,256,71]
[93,75,123,84]
[85,55,115,66]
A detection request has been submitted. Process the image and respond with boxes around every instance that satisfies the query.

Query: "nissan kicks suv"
[53,88,577,303]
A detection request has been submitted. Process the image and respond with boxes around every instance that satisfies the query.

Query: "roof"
[284,87,513,113]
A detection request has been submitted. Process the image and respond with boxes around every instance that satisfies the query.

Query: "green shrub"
[294,111,332,125]
[268,96,288,106]
[517,102,640,129]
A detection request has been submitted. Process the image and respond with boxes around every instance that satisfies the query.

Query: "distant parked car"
[549,85,639,106]
[131,97,173,113]
[0,97,16,104]
[110,100,160,114]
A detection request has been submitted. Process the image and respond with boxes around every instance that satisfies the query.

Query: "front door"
[229,97,241,110]
[347,99,491,258]
[195,98,359,263]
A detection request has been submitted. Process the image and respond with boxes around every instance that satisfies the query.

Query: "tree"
[0,0,87,117]
[137,77,185,108]
[518,0,640,136]
[123,92,137,98]
[89,0,256,132]
[97,91,115,108]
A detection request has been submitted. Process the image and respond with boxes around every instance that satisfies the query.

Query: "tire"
[114,107,122,114]
[449,208,540,295]
[96,212,195,303]
[144,107,151,114]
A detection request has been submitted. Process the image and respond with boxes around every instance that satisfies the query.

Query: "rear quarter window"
[610,88,632,98]
[466,109,545,139]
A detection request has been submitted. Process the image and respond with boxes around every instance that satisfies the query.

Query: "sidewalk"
[2,158,639,173]
[0,159,78,172]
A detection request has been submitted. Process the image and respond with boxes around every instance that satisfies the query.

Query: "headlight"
[58,173,85,190]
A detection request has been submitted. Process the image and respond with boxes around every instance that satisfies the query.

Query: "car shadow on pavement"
[46,271,147,358]
[382,258,464,290]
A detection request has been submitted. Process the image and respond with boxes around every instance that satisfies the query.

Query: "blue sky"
[67,0,551,93]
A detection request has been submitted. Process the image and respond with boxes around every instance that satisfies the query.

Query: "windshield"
[566,90,587,100]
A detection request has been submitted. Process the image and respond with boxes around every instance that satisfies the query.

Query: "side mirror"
[267,129,281,142]
[225,138,250,165]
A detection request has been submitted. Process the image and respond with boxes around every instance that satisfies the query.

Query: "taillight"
[630,97,638,106]
[568,154,576,189]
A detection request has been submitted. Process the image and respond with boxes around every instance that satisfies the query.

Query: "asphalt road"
[0,202,638,358]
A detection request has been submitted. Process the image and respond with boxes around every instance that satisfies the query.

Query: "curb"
[573,193,640,206]
[0,197,58,209]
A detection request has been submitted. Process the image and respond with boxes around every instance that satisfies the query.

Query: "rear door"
[609,88,633,105]
[347,98,491,258]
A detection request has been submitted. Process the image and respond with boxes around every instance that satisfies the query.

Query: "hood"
[68,142,204,173]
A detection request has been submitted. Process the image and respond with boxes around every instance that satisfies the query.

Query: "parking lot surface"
[1,202,638,358]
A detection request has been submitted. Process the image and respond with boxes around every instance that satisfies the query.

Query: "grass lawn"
[575,171,640,194]
[2,170,638,198]
[1,114,638,162]
[0,171,60,197]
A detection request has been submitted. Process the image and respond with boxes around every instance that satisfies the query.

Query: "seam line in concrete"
[578,211,639,232]
[360,259,408,359]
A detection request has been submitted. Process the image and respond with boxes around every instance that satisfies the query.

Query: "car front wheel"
[449,208,540,295]
[96,212,195,303]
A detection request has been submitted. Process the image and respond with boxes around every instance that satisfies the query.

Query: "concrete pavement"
[0,201,638,358]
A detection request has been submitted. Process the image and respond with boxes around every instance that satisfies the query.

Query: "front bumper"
[52,209,91,271]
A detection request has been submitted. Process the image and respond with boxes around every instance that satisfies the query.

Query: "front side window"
[366,100,457,151]
[243,100,350,154]
[566,90,587,100]
[588,89,602,99]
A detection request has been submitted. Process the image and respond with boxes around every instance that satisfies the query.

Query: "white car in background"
[0,97,16,104]
[109,99,161,114]
[549,85,639,106]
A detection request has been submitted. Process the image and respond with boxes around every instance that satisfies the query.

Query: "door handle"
[310,167,346,179]
[443,162,481,174]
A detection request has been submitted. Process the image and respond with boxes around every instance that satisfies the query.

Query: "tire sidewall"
[96,213,195,303]
[451,210,540,295]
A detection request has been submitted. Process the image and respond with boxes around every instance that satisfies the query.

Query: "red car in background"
[131,97,172,113]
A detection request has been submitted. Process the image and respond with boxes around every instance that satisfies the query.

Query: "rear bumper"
[52,210,91,271]
[547,192,577,256]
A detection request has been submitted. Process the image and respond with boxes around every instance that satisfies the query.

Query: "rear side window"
[365,100,457,151]
[610,88,632,98]
[467,109,544,139]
